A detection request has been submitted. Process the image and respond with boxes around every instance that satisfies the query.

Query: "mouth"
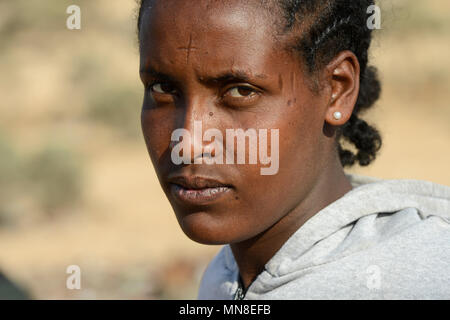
[168,176,233,205]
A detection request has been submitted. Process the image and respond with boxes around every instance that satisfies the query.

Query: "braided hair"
[137,0,382,167]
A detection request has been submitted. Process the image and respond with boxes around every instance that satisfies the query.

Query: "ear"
[323,50,360,126]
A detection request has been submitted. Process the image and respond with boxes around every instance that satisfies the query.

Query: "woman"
[137,0,450,299]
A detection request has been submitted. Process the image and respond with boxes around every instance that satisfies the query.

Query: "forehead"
[139,0,292,77]
[140,0,277,30]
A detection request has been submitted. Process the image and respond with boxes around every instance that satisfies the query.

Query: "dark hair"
[137,0,382,167]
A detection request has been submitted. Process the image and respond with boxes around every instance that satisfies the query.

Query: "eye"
[150,82,177,94]
[227,86,257,98]
[221,85,261,108]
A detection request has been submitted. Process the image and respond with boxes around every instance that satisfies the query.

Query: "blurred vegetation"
[66,53,142,138]
[25,143,84,216]
[0,134,22,225]
[0,132,84,226]
[0,0,140,227]
[86,86,142,139]
[0,1,65,50]
[380,1,450,35]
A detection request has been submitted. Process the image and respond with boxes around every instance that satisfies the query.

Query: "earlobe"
[332,111,342,120]
[324,50,360,126]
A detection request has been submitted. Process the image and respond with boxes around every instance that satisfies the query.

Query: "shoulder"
[341,206,450,271]
[338,208,450,298]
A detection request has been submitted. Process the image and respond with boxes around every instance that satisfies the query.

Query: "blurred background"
[0,0,448,299]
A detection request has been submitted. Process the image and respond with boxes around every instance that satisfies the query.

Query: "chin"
[176,210,240,245]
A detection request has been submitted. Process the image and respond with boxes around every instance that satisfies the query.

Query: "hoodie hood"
[198,173,450,299]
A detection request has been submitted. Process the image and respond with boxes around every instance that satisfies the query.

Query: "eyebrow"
[139,67,177,83]
[139,67,267,84]
[198,70,267,84]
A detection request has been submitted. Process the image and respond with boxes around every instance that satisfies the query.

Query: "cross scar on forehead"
[177,34,198,64]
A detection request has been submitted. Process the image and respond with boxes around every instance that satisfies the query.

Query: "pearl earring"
[333,111,342,120]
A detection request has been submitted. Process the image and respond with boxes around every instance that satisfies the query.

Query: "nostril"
[202,145,214,158]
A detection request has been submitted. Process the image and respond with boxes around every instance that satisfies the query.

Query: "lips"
[169,176,231,189]
[168,175,233,205]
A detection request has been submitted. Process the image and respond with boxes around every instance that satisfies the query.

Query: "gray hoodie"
[197,173,450,299]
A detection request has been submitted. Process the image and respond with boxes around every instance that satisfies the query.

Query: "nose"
[169,96,218,164]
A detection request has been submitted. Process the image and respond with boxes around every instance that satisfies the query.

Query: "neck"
[230,160,353,290]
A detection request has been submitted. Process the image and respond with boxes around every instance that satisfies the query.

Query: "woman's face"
[139,0,333,244]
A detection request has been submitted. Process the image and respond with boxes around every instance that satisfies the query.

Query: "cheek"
[141,106,176,167]
[257,93,322,172]
[217,101,309,230]
[238,95,325,219]
[280,109,319,169]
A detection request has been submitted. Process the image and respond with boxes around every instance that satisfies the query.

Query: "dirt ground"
[0,1,448,299]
